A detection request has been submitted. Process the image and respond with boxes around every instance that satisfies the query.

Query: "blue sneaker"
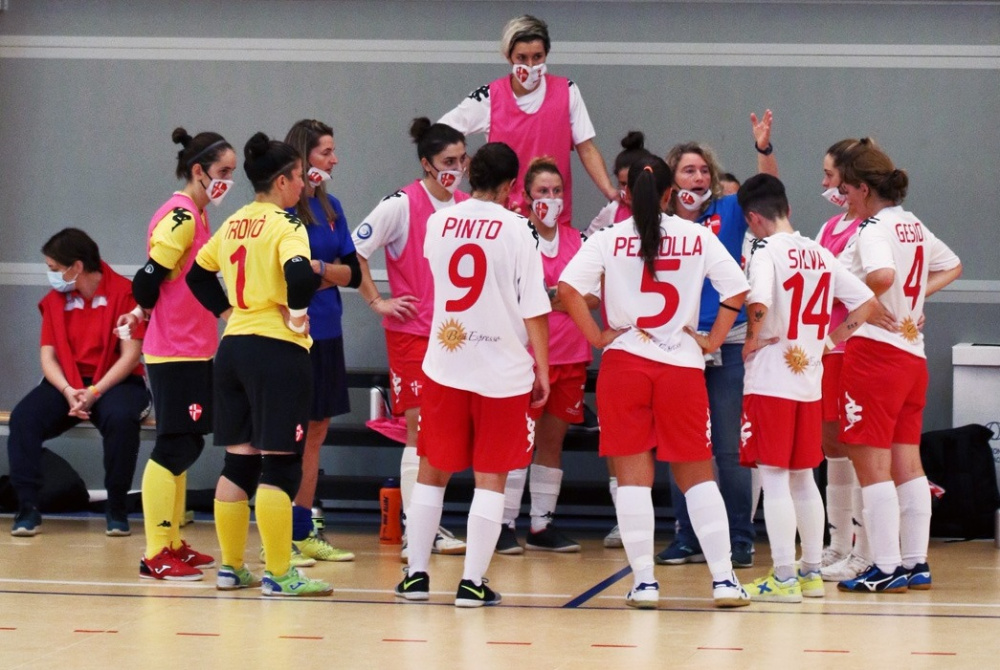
[731,541,754,568]
[907,562,932,590]
[837,565,909,593]
[106,513,131,537]
[654,540,705,565]
[11,506,41,537]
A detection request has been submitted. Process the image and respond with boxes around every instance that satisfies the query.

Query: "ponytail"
[627,156,673,276]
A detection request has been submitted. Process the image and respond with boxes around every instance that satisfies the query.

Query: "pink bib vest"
[143,193,218,358]
[818,214,861,354]
[543,226,591,365]
[488,74,574,225]
[613,201,632,223]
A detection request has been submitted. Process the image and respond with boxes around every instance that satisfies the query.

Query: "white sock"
[502,468,527,528]
[609,476,618,508]
[750,467,762,522]
[399,446,420,519]
[851,480,871,561]
[685,481,733,582]
[463,488,505,583]
[406,483,445,575]
[825,457,855,556]
[529,464,563,532]
[790,468,825,570]
[616,486,655,586]
[758,465,797,578]
[897,477,931,569]
[861,481,901,573]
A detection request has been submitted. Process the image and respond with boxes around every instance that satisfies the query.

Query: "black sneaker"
[394,569,430,601]
[495,524,523,555]
[525,524,581,553]
[731,541,754,568]
[455,578,502,607]
[11,506,41,537]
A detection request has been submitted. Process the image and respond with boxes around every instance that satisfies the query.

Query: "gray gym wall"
[1,0,998,494]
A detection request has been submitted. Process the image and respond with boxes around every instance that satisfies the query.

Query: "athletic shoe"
[625,582,659,609]
[837,565,909,593]
[654,540,705,565]
[400,526,468,562]
[525,525,581,553]
[747,571,802,603]
[311,508,325,533]
[907,562,932,590]
[455,578,501,608]
[295,532,355,562]
[216,564,262,591]
[731,541,754,568]
[495,524,524,555]
[260,543,317,568]
[140,547,204,581]
[821,553,870,582]
[712,571,751,608]
[106,513,131,537]
[173,540,215,569]
[261,567,333,597]
[603,525,623,548]
[11,506,41,537]
[394,569,430,601]
[798,569,825,598]
[822,546,847,568]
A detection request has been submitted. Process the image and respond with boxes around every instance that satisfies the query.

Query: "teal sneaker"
[262,567,333,597]
[216,564,261,591]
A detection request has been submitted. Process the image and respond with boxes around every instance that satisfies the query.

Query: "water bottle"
[379,478,403,545]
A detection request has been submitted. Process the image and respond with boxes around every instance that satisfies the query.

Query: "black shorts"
[147,360,214,435]
[309,336,350,421]
[213,335,312,454]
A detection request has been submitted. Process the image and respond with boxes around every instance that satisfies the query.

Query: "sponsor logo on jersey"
[704,214,722,235]
[436,318,468,351]
[356,223,373,239]
[900,316,920,343]
[843,392,863,430]
[171,207,193,232]
[783,345,811,374]
[410,380,422,397]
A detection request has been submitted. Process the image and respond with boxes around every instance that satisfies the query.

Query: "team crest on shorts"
[783,345,810,374]
[436,318,467,352]
[188,404,202,421]
[295,424,304,442]
[843,392,863,430]
[740,413,753,449]
[900,316,920,343]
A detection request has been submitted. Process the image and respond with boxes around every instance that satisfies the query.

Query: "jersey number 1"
[229,245,248,309]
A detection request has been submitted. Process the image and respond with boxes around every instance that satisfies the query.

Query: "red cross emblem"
[295,424,304,442]
[308,171,324,186]
[514,65,529,83]
[439,172,455,188]
[535,201,548,220]
[188,404,202,421]
[209,181,228,199]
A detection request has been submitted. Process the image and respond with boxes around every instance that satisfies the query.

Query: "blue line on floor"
[561,565,632,608]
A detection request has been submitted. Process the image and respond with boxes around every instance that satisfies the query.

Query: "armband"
[718,302,741,313]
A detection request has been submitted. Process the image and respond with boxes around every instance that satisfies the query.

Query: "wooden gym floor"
[1,515,998,670]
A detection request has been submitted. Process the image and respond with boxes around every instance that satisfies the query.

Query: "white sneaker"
[603,525,623,548]
[625,582,659,609]
[400,526,466,563]
[821,553,870,582]
[821,546,847,568]
[712,571,751,608]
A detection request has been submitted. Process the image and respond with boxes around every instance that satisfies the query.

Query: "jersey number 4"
[445,244,486,312]
[782,271,831,340]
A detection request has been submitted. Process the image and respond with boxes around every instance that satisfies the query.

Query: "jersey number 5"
[782,271,831,340]
[636,259,681,329]
[446,244,487,312]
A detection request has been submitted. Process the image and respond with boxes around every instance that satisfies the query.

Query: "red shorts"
[596,350,712,462]
[529,362,587,424]
[740,394,823,469]
[417,377,534,474]
[839,337,927,449]
[385,330,428,415]
[820,353,844,423]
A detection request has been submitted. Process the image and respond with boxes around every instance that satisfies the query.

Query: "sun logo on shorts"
[783,345,810,374]
[900,316,920,343]
[437,318,467,352]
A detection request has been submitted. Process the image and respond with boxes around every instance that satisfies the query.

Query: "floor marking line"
[562,565,632,608]
[486,641,532,645]
[697,646,744,651]
[912,652,957,656]
[382,638,427,643]
[279,635,323,640]
[804,649,849,653]
[591,644,637,648]
[73,629,117,633]
[176,632,220,637]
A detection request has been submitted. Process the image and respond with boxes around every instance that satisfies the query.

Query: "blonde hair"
[500,15,550,59]
[664,142,724,214]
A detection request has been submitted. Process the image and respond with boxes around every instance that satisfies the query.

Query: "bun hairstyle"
[614,131,653,174]
[627,156,674,276]
[500,14,550,58]
[469,142,519,194]
[172,127,232,181]
[285,119,337,226]
[524,155,562,194]
[664,141,724,212]
[410,117,466,165]
[838,137,909,204]
[243,132,300,194]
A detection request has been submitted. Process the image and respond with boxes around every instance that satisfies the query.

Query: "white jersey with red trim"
[559,214,748,369]
[849,205,960,358]
[422,197,550,397]
[744,232,873,401]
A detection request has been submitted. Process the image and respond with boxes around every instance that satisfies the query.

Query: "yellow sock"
[141,460,177,559]
[214,499,251,570]
[255,487,292,576]
[169,471,187,550]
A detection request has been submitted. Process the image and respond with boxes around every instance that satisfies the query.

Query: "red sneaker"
[173,540,216,569]
[140,547,204,581]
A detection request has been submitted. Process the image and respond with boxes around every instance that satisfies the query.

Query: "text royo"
[612,235,703,258]
[787,248,828,270]
[226,215,266,240]
[442,217,502,239]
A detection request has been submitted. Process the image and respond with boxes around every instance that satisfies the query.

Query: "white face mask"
[676,188,712,212]
[46,268,78,293]
[821,187,849,209]
[205,178,234,206]
[511,63,547,91]
[435,169,464,195]
[532,198,563,227]
[307,167,332,187]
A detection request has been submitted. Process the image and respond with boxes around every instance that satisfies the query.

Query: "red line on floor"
[279,635,324,640]
[0,627,16,631]
[382,638,427,643]
[912,652,957,656]
[591,644,637,648]
[73,630,118,634]
[804,649,849,654]
[487,641,532,646]
[176,632,220,637]
[697,647,744,651]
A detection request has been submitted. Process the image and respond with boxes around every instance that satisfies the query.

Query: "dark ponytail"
[410,117,465,165]
[173,127,231,181]
[243,132,300,194]
[613,131,652,174]
[627,156,673,276]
